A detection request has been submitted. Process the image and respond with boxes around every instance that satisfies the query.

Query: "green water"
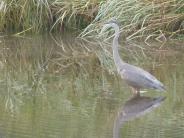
[0,35,183,138]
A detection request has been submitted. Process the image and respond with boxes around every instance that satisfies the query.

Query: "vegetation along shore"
[0,0,184,40]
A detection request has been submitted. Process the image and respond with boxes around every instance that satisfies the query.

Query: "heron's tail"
[154,84,166,92]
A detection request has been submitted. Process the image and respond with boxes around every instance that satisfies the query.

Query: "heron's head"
[100,19,119,34]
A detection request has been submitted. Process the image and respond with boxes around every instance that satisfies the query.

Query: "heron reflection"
[113,95,166,138]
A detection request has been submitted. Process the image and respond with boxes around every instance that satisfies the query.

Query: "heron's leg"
[131,87,140,96]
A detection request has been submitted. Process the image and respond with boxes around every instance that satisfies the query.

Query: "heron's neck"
[112,24,123,69]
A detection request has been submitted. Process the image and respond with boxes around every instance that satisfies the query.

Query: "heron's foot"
[140,90,147,94]
[131,87,140,97]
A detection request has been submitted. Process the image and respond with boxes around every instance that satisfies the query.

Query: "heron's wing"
[120,64,164,89]
[120,69,153,88]
[131,65,164,87]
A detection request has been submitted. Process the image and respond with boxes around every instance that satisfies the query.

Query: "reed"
[0,0,100,34]
[80,0,184,41]
[1,0,184,40]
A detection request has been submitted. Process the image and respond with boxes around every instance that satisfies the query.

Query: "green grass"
[1,0,184,40]
[80,0,184,41]
[0,0,101,34]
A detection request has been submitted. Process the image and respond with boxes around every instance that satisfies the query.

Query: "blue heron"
[101,20,165,95]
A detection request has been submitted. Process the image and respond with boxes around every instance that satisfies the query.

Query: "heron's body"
[101,20,165,95]
[118,63,165,91]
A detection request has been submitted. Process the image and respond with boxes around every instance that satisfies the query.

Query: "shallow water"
[0,35,183,138]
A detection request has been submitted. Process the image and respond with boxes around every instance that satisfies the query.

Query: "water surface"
[0,35,183,138]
